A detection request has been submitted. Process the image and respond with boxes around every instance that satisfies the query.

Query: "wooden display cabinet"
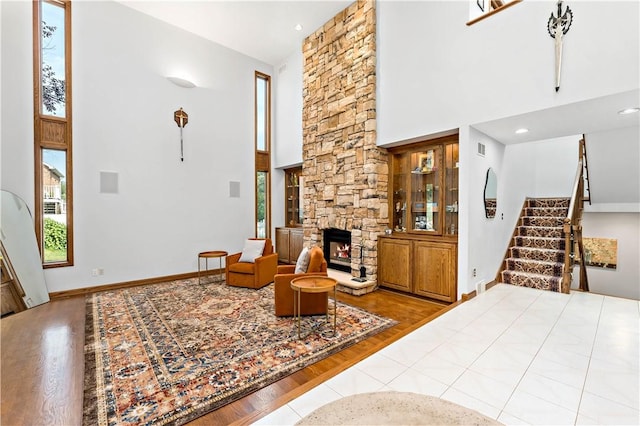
[285,167,303,227]
[390,136,458,236]
[381,134,459,302]
[276,166,304,264]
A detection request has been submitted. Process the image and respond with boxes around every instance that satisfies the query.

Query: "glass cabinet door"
[388,137,458,237]
[285,167,302,226]
[444,143,459,235]
[392,154,409,232]
[410,147,441,233]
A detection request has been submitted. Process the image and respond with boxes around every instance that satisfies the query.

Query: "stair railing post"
[562,217,573,293]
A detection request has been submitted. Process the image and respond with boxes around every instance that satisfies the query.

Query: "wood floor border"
[48,269,224,300]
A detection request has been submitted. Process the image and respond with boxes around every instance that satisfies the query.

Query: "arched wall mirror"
[484,168,498,219]
[1,190,50,315]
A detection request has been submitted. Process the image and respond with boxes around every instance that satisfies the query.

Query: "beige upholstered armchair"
[274,246,329,317]
[225,238,278,289]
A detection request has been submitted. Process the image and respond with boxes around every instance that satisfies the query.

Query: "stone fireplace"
[301,1,387,282]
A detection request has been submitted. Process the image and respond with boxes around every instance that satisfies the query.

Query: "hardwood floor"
[1,296,85,426]
[0,286,448,426]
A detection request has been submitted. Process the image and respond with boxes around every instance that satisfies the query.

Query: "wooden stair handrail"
[563,137,590,293]
[580,136,592,205]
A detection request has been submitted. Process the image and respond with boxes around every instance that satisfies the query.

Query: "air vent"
[477,142,486,156]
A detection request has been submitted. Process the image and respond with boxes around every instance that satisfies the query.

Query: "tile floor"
[254,284,640,425]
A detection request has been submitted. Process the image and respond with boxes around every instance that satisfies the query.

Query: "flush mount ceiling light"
[167,76,196,88]
[618,107,640,115]
[294,23,303,31]
[515,128,529,134]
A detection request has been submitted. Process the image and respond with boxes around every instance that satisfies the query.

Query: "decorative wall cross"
[173,107,189,161]
[547,0,573,92]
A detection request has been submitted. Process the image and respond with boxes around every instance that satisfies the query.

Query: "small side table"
[197,251,227,284]
[290,275,338,339]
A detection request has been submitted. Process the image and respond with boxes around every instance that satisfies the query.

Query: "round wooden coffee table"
[197,250,227,284]
[290,275,337,338]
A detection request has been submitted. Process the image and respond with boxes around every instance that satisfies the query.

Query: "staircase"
[501,197,570,292]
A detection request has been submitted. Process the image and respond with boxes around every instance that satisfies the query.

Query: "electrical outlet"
[92,268,105,277]
[472,268,477,277]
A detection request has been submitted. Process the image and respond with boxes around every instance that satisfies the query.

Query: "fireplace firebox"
[323,228,351,272]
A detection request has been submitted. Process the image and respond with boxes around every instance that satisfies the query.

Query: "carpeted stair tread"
[506,258,564,276]
[527,198,570,208]
[521,216,565,227]
[501,270,562,292]
[509,246,565,263]
[517,226,564,239]
[514,236,565,250]
[524,207,569,217]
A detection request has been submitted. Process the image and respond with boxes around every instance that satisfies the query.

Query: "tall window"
[255,72,271,238]
[33,0,73,266]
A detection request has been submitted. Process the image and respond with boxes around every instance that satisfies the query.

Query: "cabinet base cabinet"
[378,238,411,292]
[414,241,456,302]
[378,235,457,303]
[275,227,304,264]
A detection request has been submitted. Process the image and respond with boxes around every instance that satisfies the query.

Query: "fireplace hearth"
[323,228,351,273]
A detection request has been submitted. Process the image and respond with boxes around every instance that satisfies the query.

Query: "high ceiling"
[115,0,352,66]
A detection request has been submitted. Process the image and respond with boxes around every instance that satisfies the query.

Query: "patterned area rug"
[83,279,396,425]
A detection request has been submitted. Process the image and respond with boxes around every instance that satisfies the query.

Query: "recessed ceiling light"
[618,107,640,115]
[294,24,303,31]
[515,128,529,134]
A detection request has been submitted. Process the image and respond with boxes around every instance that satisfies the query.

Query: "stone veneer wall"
[301,0,388,281]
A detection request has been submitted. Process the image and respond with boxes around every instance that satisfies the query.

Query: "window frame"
[33,0,74,267]
[254,72,271,239]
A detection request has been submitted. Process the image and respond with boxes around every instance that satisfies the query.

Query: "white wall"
[584,126,640,210]
[272,49,304,231]
[377,1,639,146]
[464,127,507,295]
[274,50,304,169]
[1,1,273,292]
[1,1,34,202]
[576,213,640,300]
